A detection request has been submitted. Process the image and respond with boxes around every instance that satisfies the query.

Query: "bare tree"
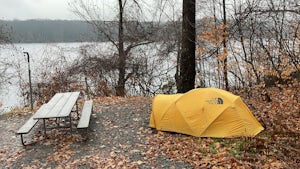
[222,0,229,90]
[71,0,155,96]
[0,22,12,91]
[230,0,300,86]
[196,0,299,89]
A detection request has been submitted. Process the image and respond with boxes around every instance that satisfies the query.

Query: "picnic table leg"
[20,134,25,146]
[69,115,72,132]
[56,118,60,127]
[76,100,79,119]
[43,119,47,138]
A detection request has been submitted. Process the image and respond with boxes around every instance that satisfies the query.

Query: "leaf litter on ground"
[0,86,299,168]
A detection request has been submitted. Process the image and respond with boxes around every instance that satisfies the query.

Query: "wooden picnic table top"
[33,92,80,119]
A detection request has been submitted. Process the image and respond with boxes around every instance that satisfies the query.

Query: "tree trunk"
[177,0,196,93]
[116,0,126,96]
[175,32,181,91]
[212,0,222,88]
[222,0,229,90]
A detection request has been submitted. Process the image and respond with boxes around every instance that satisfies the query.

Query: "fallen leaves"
[1,89,299,168]
[68,153,140,169]
[144,85,299,168]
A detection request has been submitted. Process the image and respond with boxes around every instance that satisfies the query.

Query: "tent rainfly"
[149,88,264,137]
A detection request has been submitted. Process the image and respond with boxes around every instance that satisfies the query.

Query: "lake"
[0,42,177,114]
[0,42,92,114]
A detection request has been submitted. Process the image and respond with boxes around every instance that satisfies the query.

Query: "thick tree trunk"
[116,0,126,96]
[177,0,196,93]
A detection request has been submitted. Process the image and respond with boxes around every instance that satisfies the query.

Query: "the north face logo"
[217,98,223,104]
[206,98,224,104]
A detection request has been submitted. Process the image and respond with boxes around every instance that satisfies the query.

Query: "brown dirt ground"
[0,93,299,168]
[0,97,191,168]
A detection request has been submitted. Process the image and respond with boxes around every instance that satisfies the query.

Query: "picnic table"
[33,92,80,136]
[17,91,93,145]
[17,92,93,146]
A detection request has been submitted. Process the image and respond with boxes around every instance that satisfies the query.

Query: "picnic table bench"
[17,104,47,146]
[77,100,93,139]
[16,92,94,146]
[77,100,93,129]
[17,114,39,146]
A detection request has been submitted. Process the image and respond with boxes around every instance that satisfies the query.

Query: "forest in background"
[1,20,98,43]
[0,20,176,43]
[0,18,282,44]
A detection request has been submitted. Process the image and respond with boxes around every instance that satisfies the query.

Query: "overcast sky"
[0,0,183,21]
[0,0,80,20]
[0,0,181,20]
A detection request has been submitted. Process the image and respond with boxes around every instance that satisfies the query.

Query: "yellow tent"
[149,88,264,137]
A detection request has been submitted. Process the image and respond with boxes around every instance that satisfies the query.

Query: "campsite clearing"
[0,87,299,168]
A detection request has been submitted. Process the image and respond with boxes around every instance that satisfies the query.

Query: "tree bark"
[222,0,229,90]
[177,0,196,93]
[116,0,126,96]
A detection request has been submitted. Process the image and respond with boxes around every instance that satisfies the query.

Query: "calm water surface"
[0,42,90,114]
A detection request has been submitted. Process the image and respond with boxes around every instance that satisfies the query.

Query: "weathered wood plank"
[58,92,80,117]
[17,116,38,134]
[34,92,80,119]
[45,92,71,118]
[41,92,72,118]
[18,104,50,134]
[33,93,63,119]
[77,100,93,129]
